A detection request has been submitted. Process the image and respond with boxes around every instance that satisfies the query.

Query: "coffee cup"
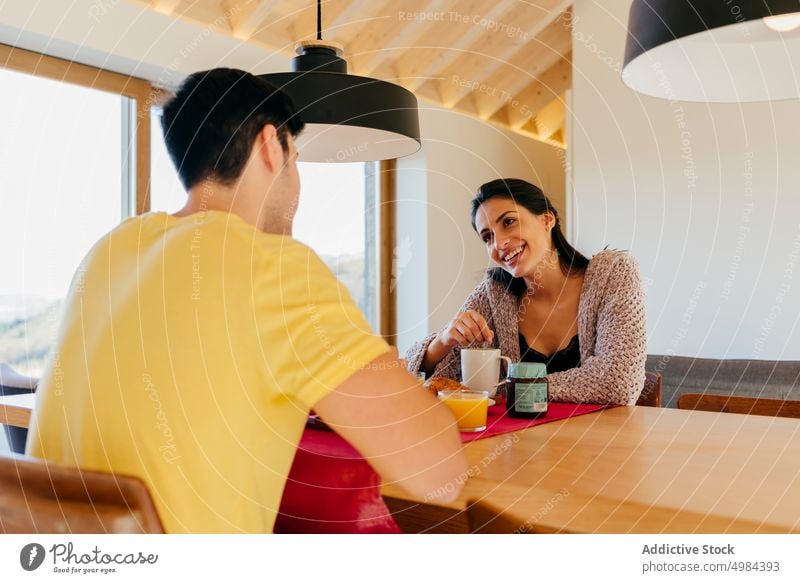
[460,348,511,397]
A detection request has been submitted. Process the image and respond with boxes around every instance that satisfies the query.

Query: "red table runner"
[275,402,606,533]
[460,401,606,443]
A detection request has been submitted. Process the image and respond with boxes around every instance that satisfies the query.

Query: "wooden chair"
[0,363,38,391]
[0,452,164,533]
[636,371,662,407]
[677,393,800,419]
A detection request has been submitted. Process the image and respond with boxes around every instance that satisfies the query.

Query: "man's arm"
[313,351,468,503]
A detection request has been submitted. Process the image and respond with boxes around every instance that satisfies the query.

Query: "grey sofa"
[647,355,800,408]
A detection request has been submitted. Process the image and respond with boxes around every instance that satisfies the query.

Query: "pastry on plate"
[424,376,470,395]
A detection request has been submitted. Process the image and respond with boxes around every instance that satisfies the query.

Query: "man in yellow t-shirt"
[26,68,466,533]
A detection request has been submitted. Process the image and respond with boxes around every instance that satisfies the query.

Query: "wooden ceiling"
[141,0,572,147]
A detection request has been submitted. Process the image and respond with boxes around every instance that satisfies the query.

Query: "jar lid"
[508,361,547,378]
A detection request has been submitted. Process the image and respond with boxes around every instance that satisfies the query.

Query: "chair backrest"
[0,453,164,533]
[677,393,800,419]
[636,371,662,407]
[0,363,38,391]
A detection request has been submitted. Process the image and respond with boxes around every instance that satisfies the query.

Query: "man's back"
[27,210,389,532]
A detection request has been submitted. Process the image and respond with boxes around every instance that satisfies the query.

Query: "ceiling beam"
[401,0,519,92]
[150,0,183,16]
[531,95,566,139]
[416,88,564,148]
[292,0,397,50]
[471,15,571,119]
[497,57,572,131]
[440,1,572,108]
[224,0,282,40]
[348,0,455,76]
[322,0,372,35]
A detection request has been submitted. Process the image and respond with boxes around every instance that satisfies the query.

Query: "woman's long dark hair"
[470,178,589,296]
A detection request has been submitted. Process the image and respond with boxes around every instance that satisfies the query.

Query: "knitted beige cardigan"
[405,250,647,405]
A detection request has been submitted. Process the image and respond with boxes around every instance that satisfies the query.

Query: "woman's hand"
[439,310,494,348]
[421,310,495,375]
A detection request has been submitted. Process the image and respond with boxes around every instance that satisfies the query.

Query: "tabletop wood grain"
[383,406,800,533]
[0,392,34,429]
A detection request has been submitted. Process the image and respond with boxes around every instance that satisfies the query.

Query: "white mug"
[461,348,512,397]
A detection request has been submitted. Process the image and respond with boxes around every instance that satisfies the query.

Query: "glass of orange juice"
[438,390,490,432]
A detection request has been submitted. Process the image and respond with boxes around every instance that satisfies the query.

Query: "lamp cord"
[316,0,322,40]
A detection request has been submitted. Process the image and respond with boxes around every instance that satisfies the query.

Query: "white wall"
[570,0,800,360]
[395,102,567,352]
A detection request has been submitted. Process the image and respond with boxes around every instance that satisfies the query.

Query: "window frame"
[378,159,397,344]
[0,42,153,215]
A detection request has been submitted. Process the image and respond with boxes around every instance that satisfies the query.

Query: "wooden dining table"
[5,392,800,533]
[0,391,33,429]
[382,406,800,534]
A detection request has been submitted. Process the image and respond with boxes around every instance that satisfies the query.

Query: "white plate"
[488,398,497,407]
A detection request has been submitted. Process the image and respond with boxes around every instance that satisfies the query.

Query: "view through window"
[0,68,128,378]
[294,161,380,331]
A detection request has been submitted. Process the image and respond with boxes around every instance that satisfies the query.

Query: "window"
[0,46,151,377]
[294,162,381,331]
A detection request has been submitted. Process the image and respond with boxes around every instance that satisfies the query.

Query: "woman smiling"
[405,178,646,405]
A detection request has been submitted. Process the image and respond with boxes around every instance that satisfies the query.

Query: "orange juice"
[438,390,489,432]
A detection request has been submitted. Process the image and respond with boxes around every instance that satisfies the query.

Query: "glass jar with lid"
[505,362,548,418]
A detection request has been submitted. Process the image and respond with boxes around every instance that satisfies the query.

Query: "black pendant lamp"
[623,0,800,102]
[260,0,421,162]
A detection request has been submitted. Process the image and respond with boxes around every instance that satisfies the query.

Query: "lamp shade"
[622,0,800,102]
[261,42,421,162]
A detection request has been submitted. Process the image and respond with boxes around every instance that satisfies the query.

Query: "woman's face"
[474,197,555,279]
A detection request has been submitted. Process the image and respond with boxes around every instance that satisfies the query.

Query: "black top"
[519,334,581,373]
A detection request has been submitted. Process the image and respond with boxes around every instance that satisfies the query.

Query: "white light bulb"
[763,12,800,32]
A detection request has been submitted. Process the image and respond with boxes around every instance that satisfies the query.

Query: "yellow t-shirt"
[27,210,388,533]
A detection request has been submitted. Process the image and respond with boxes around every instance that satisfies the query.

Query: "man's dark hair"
[161,68,305,190]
